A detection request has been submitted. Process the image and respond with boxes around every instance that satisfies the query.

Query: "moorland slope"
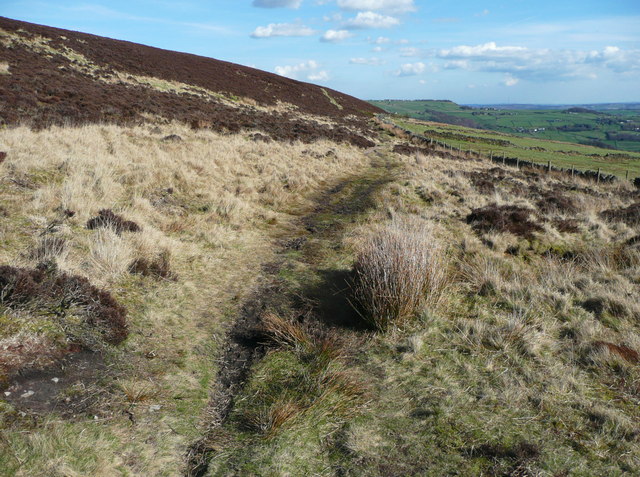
[1,17,640,477]
[0,17,381,146]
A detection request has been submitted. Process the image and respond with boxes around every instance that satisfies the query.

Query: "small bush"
[0,263,128,344]
[350,218,446,330]
[87,209,141,234]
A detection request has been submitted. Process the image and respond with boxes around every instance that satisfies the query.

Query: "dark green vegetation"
[371,100,640,153]
[388,115,640,180]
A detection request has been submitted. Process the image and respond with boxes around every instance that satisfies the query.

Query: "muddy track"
[184,154,396,476]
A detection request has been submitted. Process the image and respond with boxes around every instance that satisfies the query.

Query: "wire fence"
[376,115,634,186]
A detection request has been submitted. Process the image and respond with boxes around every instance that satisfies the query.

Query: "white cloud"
[503,75,519,86]
[443,60,469,70]
[372,36,390,44]
[344,11,400,29]
[337,0,416,13]
[439,42,528,59]
[323,12,343,22]
[321,29,354,42]
[275,60,328,82]
[252,0,302,8]
[371,46,384,52]
[395,62,426,76]
[475,9,490,17]
[399,47,420,57]
[436,42,640,82]
[350,57,386,65]
[308,71,330,81]
[251,22,316,38]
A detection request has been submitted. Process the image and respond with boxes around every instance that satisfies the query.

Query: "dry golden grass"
[0,123,371,476]
[3,120,640,475]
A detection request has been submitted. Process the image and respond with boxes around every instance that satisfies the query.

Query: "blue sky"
[2,1,639,104]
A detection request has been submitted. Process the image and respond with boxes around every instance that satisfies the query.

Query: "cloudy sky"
[2,0,639,104]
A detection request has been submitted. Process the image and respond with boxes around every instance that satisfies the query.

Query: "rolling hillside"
[2,17,640,477]
[0,17,381,146]
[371,99,640,153]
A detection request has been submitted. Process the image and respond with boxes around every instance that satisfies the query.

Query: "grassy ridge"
[392,117,640,180]
[371,100,640,153]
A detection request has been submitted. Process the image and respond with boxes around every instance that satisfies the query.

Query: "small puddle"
[3,351,108,416]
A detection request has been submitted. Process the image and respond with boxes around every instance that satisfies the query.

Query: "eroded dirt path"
[185,151,397,476]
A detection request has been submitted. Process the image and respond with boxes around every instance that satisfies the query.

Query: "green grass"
[371,100,640,153]
[391,117,640,179]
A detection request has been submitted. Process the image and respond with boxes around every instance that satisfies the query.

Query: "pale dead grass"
[351,216,447,330]
[0,123,370,476]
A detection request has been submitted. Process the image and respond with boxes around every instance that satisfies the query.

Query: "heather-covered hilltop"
[0,16,381,147]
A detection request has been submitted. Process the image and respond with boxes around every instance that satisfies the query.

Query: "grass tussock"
[351,217,447,330]
[229,312,366,444]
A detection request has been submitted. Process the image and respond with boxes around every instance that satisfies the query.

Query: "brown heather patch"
[392,144,432,156]
[87,209,141,234]
[536,190,577,214]
[0,264,128,345]
[601,202,640,226]
[593,341,639,364]
[128,250,175,280]
[466,204,543,238]
[552,218,581,233]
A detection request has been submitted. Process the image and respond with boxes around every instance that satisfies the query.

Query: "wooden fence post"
[626,170,629,180]
[597,168,601,184]
[571,165,575,178]
[516,158,520,169]
[547,161,551,173]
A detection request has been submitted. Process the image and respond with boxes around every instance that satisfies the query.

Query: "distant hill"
[466,103,640,111]
[370,99,640,152]
[0,17,382,146]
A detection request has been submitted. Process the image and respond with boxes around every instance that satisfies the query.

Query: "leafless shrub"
[351,218,447,330]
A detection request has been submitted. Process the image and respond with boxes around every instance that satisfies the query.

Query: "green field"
[389,116,640,180]
[370,100,640,153]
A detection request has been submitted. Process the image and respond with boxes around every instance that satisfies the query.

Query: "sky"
[1,1,639,104]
